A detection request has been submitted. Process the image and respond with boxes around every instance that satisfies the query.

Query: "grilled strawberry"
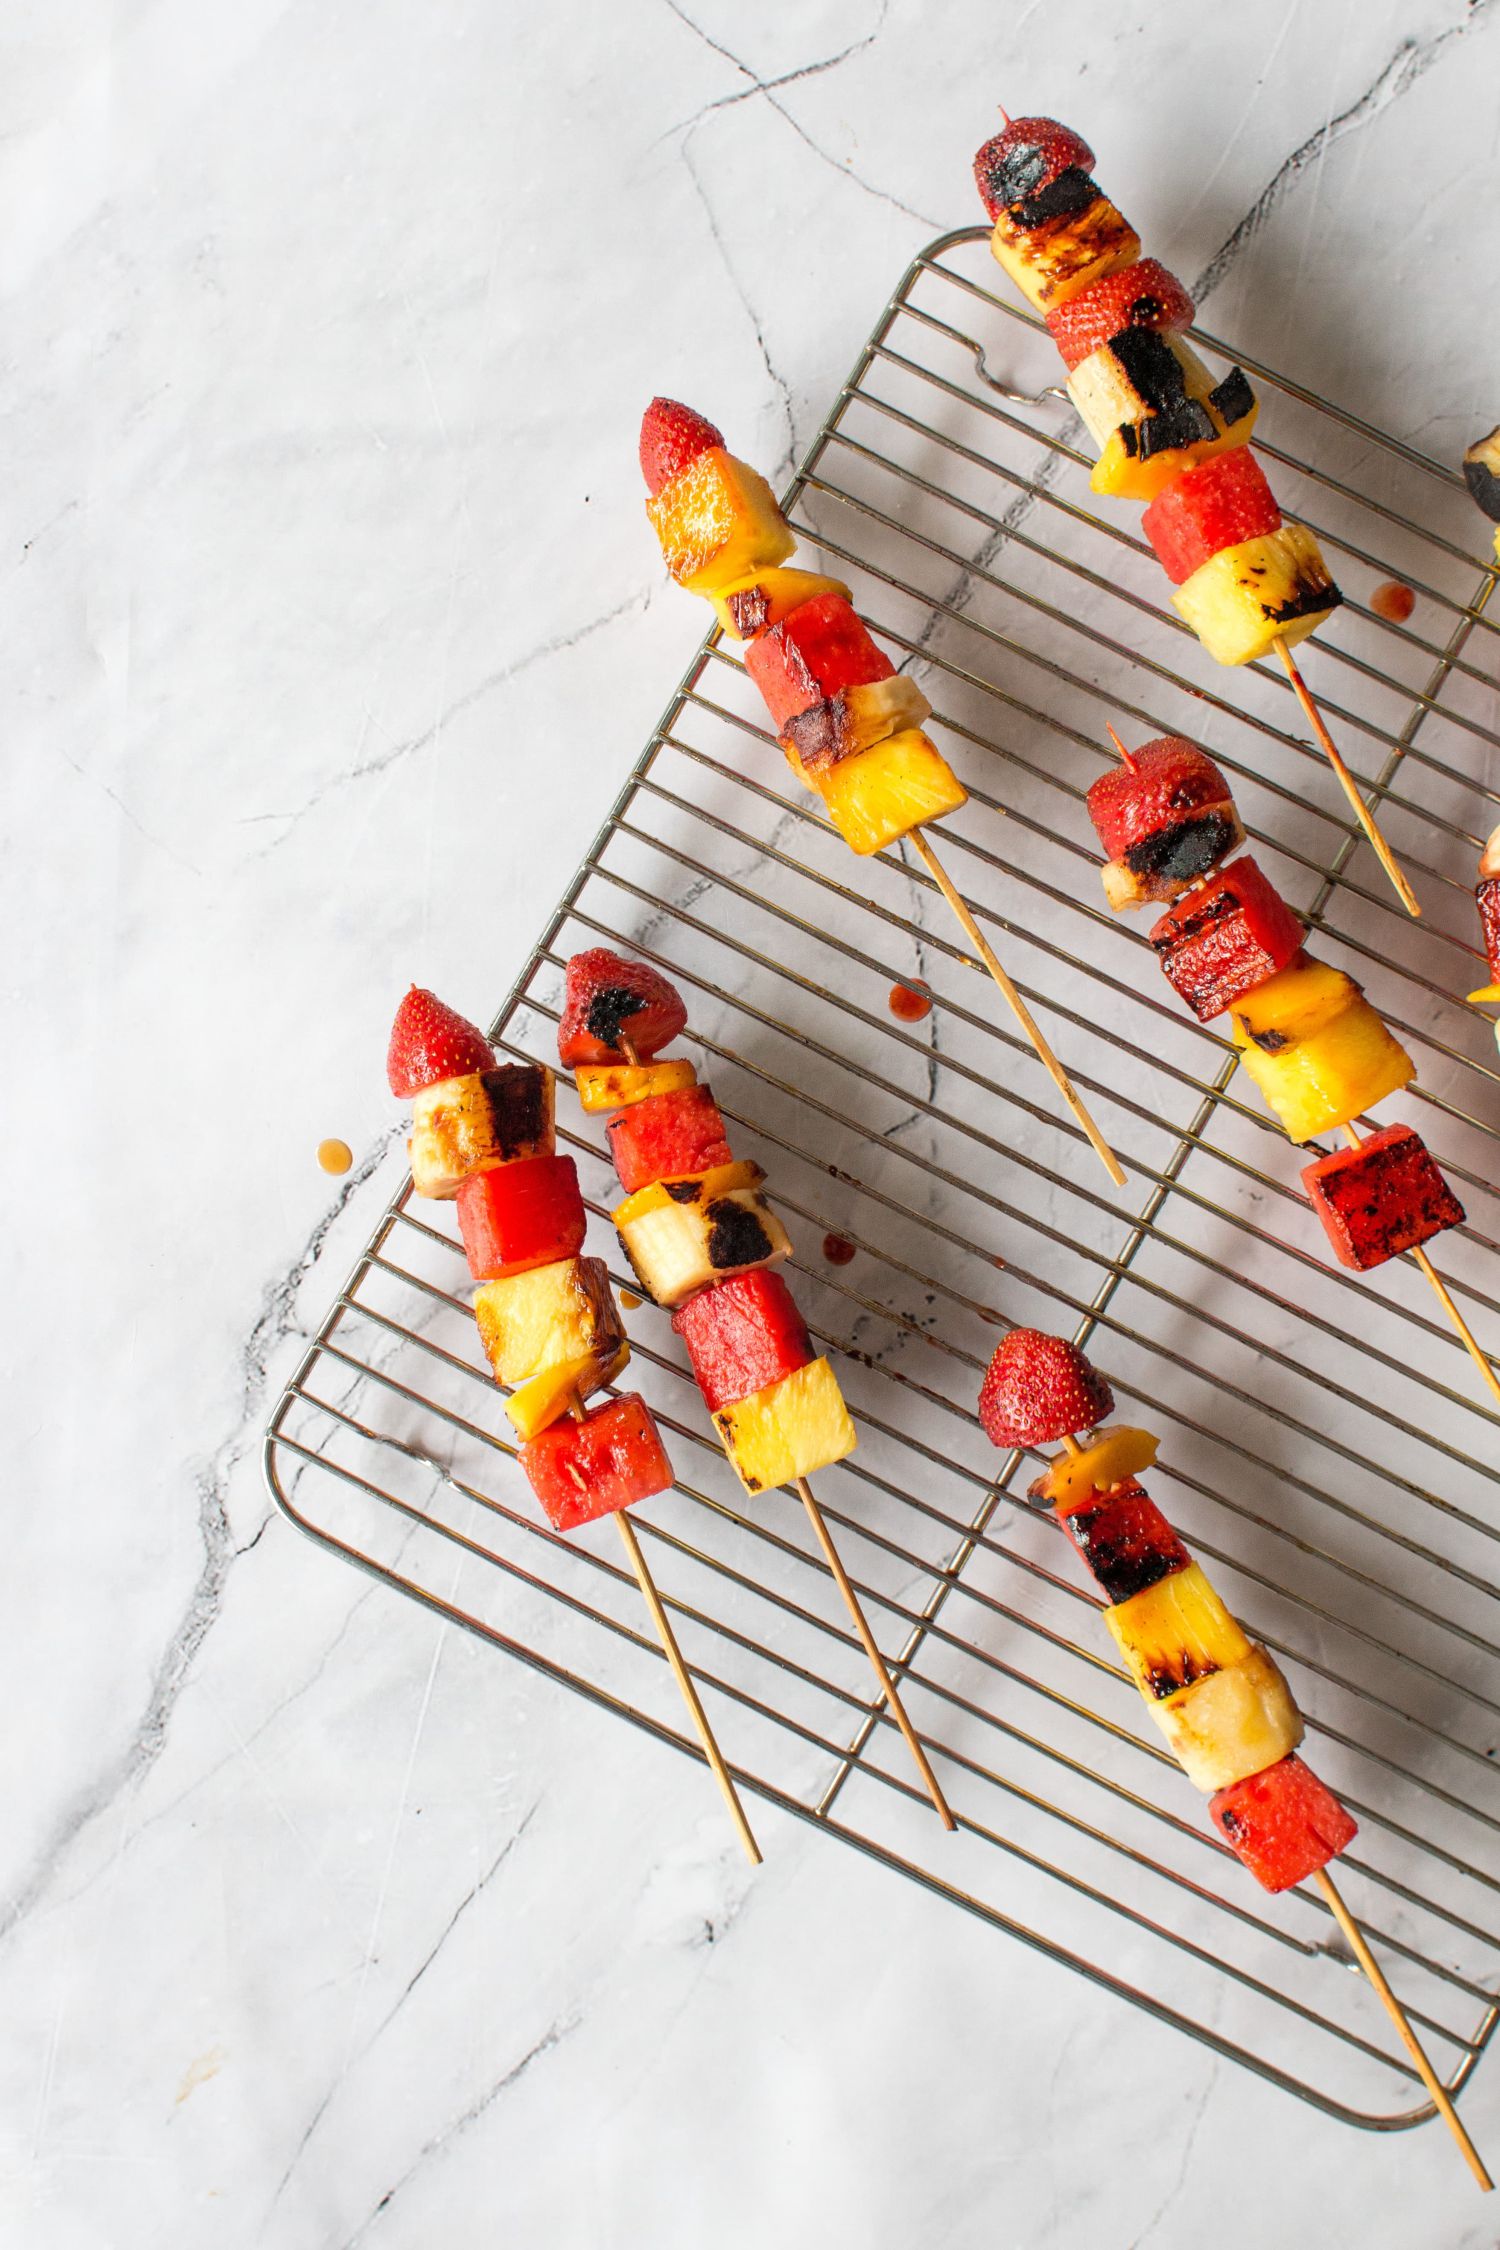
[1473,824,1500,996]
[1142,449,1283,585]
[1088,735,1244,908]
[1045,257,1194,372]
[386,986,494,1096]
[978,1328,1114,1449]
[557,948,688,1068]
[639,398,724,496]
[972,117,1095,220]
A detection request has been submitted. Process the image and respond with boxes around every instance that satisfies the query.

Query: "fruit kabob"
[977,1324,1492,2189]
[637,395,1127,1188]
[558,944,956,1827]
[385,984,761,1862]
[1460,426,1500,1051]
[970,113,1421,920]
[1084,727,1500,1411]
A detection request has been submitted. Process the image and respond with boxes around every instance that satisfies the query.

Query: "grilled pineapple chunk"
[988,194,1140,312]
[613,1159,764,1230]
[710,566,851,641]
[504,1343,630,1442]
[1172,522,1340,665]
[1104,1562,1250,1701]
[1030,1424,1160,1512]
[784,675,934,772]
[473,1254,623,1387]
[1089,364,1257,502]
[1153,1646,1304,1793]
[712,1357,857,1494]
[788,727,967,855]
[617,1181,790,1307]
[1230,956,1413,1143]
[645,449,795,596]
[574,1058,696,1115]
[409,1065,555,1198]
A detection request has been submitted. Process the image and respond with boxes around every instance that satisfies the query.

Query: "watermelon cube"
[1301,1123,1465,1272]
[743,593,894,736]
[1060,1478,1191,1604]
[607,1082,733,1194]
[455,1153,586,1280]
[1148,855,1305,1021]
[672,1268,814,1412]
[1141,448,1283,585]
[519,1392,674,1531]
[1208,1751,1357,1892]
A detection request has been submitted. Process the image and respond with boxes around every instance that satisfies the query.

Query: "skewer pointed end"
[1105,723,1137,772]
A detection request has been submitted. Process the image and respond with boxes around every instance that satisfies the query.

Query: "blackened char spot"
[481,1065,546,1157]
[585,985,646,1048]
[664,1180,703,1203]
[726,584,771,636]
[705,1197,772,1271]
[615,1226,654,1295]
[1107,327,1190,414]
[1246,1026,1290,1053]
[1011,165,1097,228]
[1263,577,1341,628]
[1122,809,1238,884]
[1207,367,1254,426]
[782,694,851,772]
[981,141,1047,210]
[1132,397,1216,460]
[1144,1652,1217,1700]
[1217,1805,1245,1840]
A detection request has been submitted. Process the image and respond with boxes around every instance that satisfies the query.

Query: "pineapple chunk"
[617,1182,790,1308]
[473,1254,623,1386]
[1090,367,1258,503]
[1172,522,1340,665]
[988,195,1140,312]
[504,1343,630,1443]
[1104,1562,1250,1701]
[713,1357,857,1493]
[783,675,934,771]
[613,1159,764,1231]
[710,566,850,641]
[1030,1425,1160,1512]
[1230,957,1413,1143]
[574,1058,696,1115]
[409,1065,555,1198]
[1152,1645,1303,1793]
[789,727,967,855]
[645,448,795,596]
[1066,334,1218,452]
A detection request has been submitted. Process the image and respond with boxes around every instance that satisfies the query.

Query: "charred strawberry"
[1301,1123,1465,1272]
[557,949,689,1068]
[1471,822,1500,999]
[1148,855,1305,1021]
[638,398,725,497]
[1045,257,1194,373]
[972,117,1095,221]
[1087,735,1244,910]
[1141,448,1283,585]
[386,986,495,1097]
[978,1328,1114,1449]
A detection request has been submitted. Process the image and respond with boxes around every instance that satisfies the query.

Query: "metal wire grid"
[265,226,1500,2132]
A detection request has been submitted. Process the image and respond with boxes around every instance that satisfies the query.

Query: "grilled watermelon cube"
[607,1083,733,1194]
[744,592,895,735]
[1153,1646,1304,1793]
[456,1153,586,1280]
[1060,1478,1191,1603]
[519,1392,673,1531]
[1301,1123,1464,1271]
[1141,447,1283,584]
[672,1267,814,1412]
[712,1357,857,1493]
[1148,854,1305,1021]
[1209,1752,1358,1892]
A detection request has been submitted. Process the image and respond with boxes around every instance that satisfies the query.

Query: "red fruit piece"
[557,948,689,1069]
[455,1154,587,1281]
[743,593,894,736]
[672,1268,814,1413]
[1477,872,1500,987]
[639,398,725,497]
[1045,257,1195,373]
[1087,735,1242,895]
[1141,448,1283,585]
[1059,1477,1191,1604]
[1301,1124,1465,1273]
[1148,855,1305,1022]
[607,1083,733,1194]
[519,1392,674,1532]
[387,986,494,1097]
[978,1328,1114,1449]
[1209,1752,1357,1893]
[972,117,1095,221]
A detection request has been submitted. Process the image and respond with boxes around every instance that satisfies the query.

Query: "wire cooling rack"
[264,226,1500,2132]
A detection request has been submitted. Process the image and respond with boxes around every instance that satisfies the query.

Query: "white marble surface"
[7,3,1500,2243]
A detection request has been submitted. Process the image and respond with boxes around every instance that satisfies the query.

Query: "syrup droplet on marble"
[888,979,933,1022]
[1371,579,1415,624]
[619,1289,642,1310]
[318,1138,353,1175]
[822,1233,856,1266]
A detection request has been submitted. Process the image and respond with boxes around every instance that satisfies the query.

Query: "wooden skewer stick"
[1337,1126,1500,1411]
[795,1475,956,1828]
[908,826,1127,1188]
[1058,1440,1490,2186]
[565,1388,762,1866]
[1315,1868,1493,2191]
[1272,636,1422,920]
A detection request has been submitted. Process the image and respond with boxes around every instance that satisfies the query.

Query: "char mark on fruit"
[1123,397,1217,462]
[587,985,649,1046]
[665,1179,702,1204]
[483,1065,547,1157]
[1122,809,1240,884]
[1009,166,1098,229]
[1207,369,1254,425]
[705,1199,773,1270]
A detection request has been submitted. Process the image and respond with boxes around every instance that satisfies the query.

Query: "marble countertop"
[7,3,1500,2243]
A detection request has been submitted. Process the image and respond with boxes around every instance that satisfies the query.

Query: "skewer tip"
[1105,723,1138,772]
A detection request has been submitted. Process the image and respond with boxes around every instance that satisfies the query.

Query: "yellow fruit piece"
[710,566,850,640]
[1230,956,1413,1143]
[473,1254,624,1386]
[782,675,933,770]
[713,1357,857,1494]
[1066,334,1213,451]
[504,1343,630,1443]
[1171,522,1341,665]
[1089,374,1258,502]
[1104,1562,1251,1701]
[1150,1646,1304,1792]
[646,448,795,596]
[408,1065,554,1199]
[1032,1425,1160,1512]
[988,197,1140,312]
[574,1058,696,1115]
[613,1158,764,1231]
[788,727,967,855]
[617,1183,790,1307]
[1467,984,1500,1005]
